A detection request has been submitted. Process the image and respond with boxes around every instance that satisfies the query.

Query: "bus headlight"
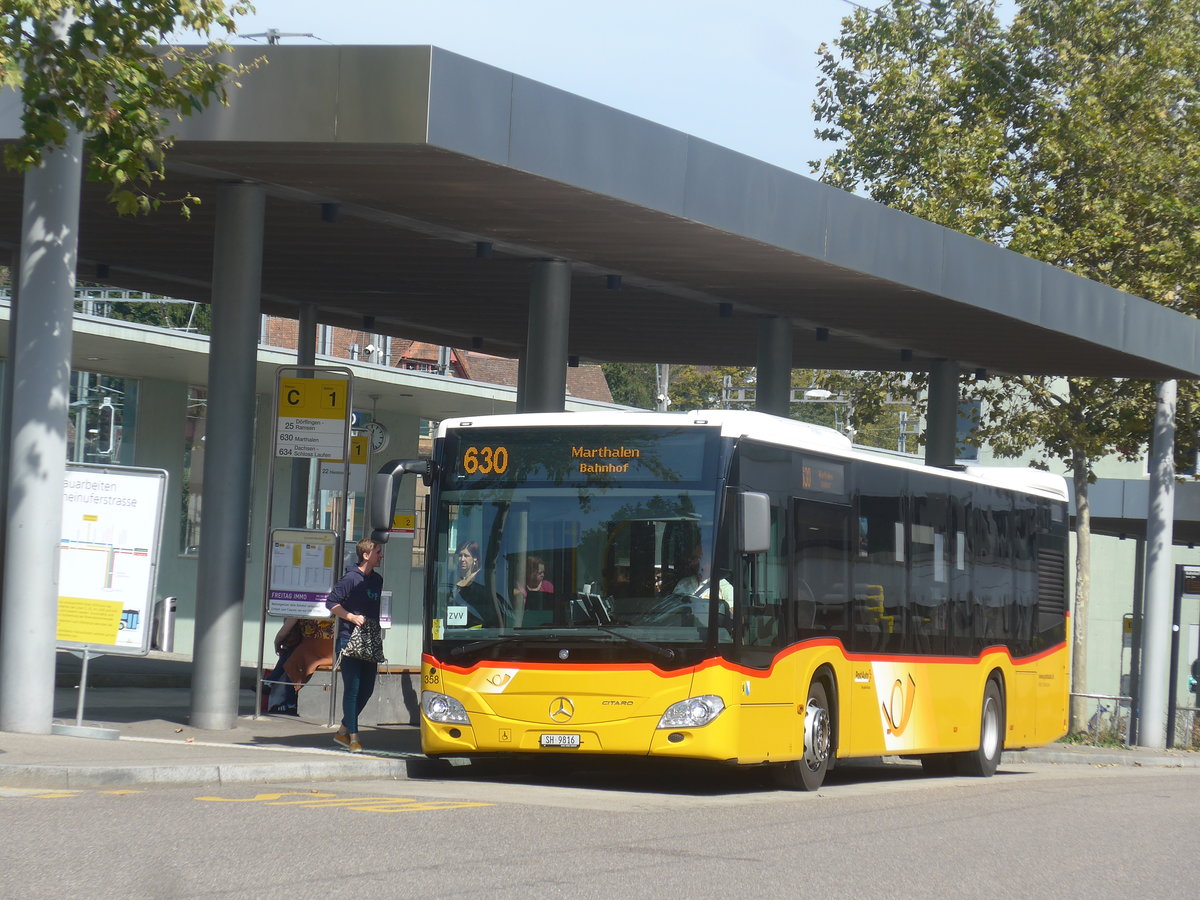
[422,691,471,725]
[657,695,725,729]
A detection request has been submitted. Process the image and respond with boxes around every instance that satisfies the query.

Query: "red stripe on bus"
[423,638,1067,678]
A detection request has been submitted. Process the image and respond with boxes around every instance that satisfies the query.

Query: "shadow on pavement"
[403,753,937,795]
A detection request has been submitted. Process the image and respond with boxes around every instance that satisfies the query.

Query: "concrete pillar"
[1137,379,1177,748]
[190,183,265,730]
[755,317,792,417]
[0,129,83,733]
[521,260,570,413]
[0,248,19,634]
[515,355,528,414]
[925,360,960,468]
[288,304,317,527]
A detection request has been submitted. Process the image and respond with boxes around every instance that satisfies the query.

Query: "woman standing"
[327,537,384,753]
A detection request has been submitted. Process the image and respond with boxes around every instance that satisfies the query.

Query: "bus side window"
[792,498,851,644]
[855,467,907,653]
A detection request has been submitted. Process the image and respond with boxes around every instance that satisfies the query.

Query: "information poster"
[58,464,167,654]
[267,529,339,617]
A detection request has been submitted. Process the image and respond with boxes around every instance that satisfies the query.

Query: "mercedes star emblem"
[549,697,575,722]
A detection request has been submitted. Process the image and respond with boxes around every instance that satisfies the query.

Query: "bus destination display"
[801,457,845,496]
[451,428,713,485]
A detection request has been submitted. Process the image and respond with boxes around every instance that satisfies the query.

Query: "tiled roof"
[457,351,612,403]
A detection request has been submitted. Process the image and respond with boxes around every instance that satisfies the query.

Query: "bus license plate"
[540,733,580,748]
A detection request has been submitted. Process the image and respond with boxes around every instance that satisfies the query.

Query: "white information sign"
[318,435,368,492]
[57,464,168,655]
[267,528,339,617]
[275,377,350,459]
[380,590,392,629]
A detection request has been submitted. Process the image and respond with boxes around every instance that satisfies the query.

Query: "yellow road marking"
[194,792,337,802]
[1,788,145,799]
[193,791,493,812]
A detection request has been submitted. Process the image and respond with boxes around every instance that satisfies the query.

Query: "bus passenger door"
[732,495,785,668]
[791,499,852,646]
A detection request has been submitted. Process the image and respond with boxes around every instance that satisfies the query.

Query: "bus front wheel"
[958,679,1003,777]
[777,680,832,791]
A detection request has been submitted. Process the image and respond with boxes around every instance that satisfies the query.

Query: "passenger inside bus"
[511,554,556,625]
[512,555,555,600]
[452,540,506,626]
[670,544,733,614]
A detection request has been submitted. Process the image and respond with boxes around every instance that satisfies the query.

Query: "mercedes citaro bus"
[372,410,1069,789]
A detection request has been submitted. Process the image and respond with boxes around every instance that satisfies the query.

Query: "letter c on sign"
[287,389,300,405]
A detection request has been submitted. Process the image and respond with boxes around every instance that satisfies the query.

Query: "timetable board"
[267,529,339,617]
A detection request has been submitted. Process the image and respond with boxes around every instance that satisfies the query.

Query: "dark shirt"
[454,578,504,627]
[325,566,383,643]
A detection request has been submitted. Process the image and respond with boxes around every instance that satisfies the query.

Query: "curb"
[0,756,413,789]
[1003,749,1200,768]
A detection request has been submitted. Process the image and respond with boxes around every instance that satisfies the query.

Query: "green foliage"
[600,362,657,409]
[1,1,260,216]
[667,364,735,411]
[662,364,916,450]
[98,299,211,334]
[1057,730,1127,749]
[814,0,1200,481]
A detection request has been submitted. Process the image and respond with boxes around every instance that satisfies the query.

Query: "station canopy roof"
[3,44,1200,379]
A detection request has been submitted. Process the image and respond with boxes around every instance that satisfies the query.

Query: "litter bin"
[152,596,176,652]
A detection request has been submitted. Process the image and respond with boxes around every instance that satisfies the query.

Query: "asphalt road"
[6,759,1197,898]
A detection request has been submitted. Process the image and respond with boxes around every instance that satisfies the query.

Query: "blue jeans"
[336,634,377,734]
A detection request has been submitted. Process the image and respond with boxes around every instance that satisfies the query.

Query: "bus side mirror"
[739,491,770,554]
[370,459,431,543]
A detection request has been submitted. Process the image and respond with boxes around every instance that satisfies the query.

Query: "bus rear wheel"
[777,680,832,791]
[958,679,1003,777]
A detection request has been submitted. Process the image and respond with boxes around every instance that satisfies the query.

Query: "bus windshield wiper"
[595,625,676,661]
[447,631,561,658]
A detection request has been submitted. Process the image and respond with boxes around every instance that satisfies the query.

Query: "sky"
[204,0,866,178]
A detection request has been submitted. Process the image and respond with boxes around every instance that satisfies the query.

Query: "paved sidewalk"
[0,683,423,788]
[0,652,1194,789]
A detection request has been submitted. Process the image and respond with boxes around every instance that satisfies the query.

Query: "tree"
[813,0,1200,730]
[600,362,657,409]
[101,297,212,333]
[1,1,259,216]
[660,363,913,449]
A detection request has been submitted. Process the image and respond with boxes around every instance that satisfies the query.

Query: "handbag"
[342,618,386,663]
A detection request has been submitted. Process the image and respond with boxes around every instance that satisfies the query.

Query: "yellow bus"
[373,410,1069,789]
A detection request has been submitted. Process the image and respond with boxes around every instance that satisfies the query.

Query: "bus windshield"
[427,425,729,665]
